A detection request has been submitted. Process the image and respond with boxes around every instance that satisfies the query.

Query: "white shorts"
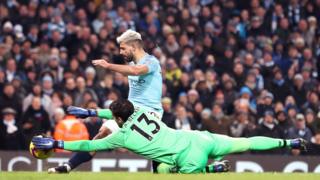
[101,120,120,133]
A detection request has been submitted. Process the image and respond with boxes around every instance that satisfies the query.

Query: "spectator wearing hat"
[287,114,313,142]
[161,97,176,129]
[0,108,25,150]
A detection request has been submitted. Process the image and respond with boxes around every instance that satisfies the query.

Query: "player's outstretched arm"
[92,59,149,76]
[31,134,120,152]
[67,106,113,119]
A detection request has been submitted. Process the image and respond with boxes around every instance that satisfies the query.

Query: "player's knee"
[93,127,111,140]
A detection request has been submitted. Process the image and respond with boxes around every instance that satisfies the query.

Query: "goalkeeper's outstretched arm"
[32,132,124,152]
[67,106,113,119]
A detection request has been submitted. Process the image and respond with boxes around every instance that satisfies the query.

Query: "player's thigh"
[210,134,250,157]
[209,134,235,157]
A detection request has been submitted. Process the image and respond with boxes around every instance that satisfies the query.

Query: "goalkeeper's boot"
[48,163,71,174]
[290,138,308,151]
[206,160,230,173]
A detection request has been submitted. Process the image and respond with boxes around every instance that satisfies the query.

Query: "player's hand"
[32,136,64,150]
[92,59,110,69]
[67,106,97,118]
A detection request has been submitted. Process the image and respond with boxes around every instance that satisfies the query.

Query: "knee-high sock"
[229,136,291,153]
[68,152,93,169]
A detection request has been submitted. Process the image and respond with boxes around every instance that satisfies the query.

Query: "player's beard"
[123,52,135,63]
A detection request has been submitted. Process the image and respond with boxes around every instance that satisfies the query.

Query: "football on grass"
[29,135,54,159]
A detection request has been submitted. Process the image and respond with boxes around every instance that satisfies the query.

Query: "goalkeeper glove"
[32,136,64,150]
[67,106,97,118]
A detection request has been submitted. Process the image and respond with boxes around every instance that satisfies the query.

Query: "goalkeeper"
[33,99,307,174]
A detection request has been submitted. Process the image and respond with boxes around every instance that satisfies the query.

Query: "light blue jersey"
[128,54,163,114]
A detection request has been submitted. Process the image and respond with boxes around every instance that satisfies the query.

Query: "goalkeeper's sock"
[248,137,291,151]
[68,152,93,170]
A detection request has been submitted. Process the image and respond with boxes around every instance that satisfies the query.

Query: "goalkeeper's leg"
[211,134,307,157]
[48,126,111,173]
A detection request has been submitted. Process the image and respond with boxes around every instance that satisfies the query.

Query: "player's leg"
[48,126,111,173]
[210,134,307,157]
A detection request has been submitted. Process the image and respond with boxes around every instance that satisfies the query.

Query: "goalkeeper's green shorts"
[176,132,245,173]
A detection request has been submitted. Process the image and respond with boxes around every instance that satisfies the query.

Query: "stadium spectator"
[161,97,176,129]
[0,108,25,150]
[174,105,197,130]
[287,114,313,142]
[254,110,285,154]
[0,83,22,120]
[22,96,51,148]
[22,83,53,116]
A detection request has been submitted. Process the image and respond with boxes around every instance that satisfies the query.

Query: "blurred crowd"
[0,0,320,155]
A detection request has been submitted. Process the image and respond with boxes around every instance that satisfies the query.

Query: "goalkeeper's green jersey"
[63,106,212,165]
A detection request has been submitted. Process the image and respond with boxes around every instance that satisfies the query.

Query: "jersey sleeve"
[97,109,113,119]
[145,59,159,73]
[63,131,124,151]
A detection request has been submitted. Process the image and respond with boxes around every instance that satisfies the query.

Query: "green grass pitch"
[0,172,319,180]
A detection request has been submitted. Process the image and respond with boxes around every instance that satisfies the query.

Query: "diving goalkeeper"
[32,99,307,174]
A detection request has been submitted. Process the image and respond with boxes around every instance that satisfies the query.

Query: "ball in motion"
[29,135,54,159]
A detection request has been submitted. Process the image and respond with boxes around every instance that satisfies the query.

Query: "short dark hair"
[109,99,134,121]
